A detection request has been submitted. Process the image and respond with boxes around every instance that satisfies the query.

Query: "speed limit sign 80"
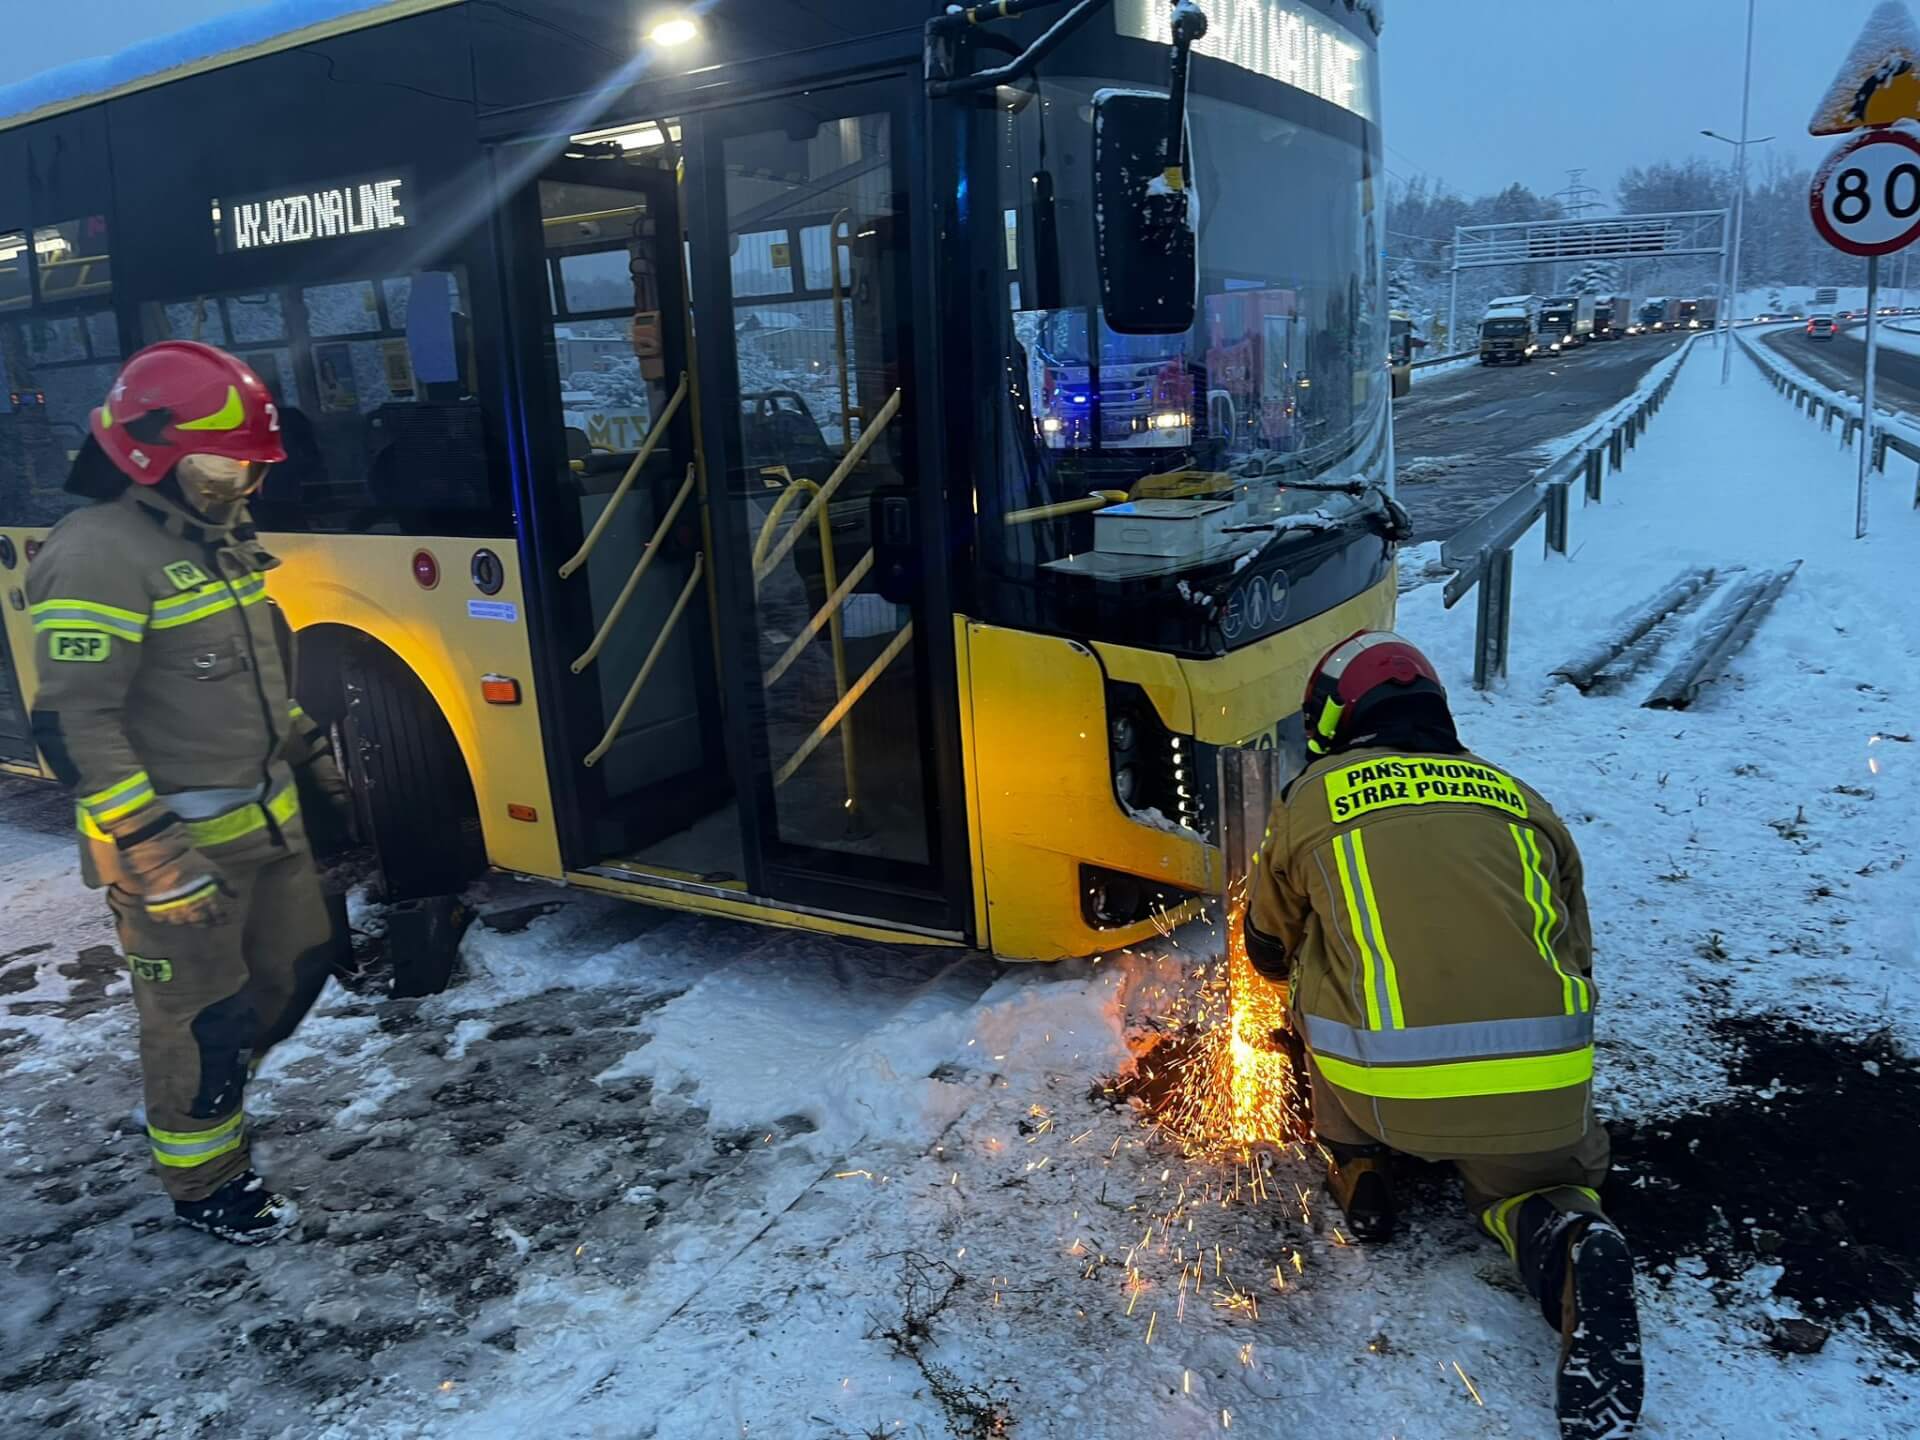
[1811,128,1920,256]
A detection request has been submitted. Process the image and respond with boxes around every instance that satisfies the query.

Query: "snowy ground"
[3,344,1919,1437]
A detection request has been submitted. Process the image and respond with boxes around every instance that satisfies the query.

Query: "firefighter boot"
[1322,1141,1396,1243]
[1554,1218,1645,1440]
[174,1171,300,1245]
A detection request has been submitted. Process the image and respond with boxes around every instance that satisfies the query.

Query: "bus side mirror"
[1093,90,1197,336]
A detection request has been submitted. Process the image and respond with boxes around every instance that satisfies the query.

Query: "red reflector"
[507,804,539,823]
[481,674,521,705]
[24,539,42,563]
[412,549,440,589]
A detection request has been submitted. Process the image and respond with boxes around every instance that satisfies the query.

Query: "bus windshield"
[982,60,1385,601]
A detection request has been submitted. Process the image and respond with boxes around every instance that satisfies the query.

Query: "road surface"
[1393,333,1689,542]
[1760,324,1920,415]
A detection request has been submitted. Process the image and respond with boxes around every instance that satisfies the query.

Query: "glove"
[118,817,232,926]
[295,750,357,856]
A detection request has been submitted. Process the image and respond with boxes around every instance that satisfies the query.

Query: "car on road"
[1807,315,1836,341]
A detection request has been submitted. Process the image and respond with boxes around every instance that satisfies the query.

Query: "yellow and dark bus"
[0,0,1397,961]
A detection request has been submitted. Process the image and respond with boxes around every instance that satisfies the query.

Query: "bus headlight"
[1041,416,1063,434]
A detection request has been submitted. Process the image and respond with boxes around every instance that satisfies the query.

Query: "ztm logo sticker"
[50,633,111,663]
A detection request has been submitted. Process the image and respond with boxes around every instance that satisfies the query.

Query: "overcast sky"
[0,0,1895,209]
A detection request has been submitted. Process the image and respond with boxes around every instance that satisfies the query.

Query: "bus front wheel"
[341,647,485,902]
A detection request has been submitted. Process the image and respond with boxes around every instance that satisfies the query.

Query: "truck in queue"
[1677,297,1718,331]
[1478,305,1536,365]
[1591,294,1633,340]
[1640,296,1676,332]
[1538,295,1592,352]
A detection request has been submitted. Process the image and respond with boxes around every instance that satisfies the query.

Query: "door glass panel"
[719,108,931,869]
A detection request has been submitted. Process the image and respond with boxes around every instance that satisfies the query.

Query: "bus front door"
[679,84,965,939]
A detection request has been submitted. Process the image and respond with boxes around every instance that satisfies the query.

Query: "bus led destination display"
[218,173,411,252]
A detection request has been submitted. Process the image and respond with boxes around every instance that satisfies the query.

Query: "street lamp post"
[1704,0,1765,384]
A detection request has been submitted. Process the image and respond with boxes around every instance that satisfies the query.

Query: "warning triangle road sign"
[1810,0,1920,134]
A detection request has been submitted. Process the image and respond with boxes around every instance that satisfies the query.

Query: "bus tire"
[341,646,484,902]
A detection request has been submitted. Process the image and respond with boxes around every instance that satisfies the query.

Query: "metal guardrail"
[1411,349,1477,371]
[1735,328,1920,511]
[1438,336,1701,689]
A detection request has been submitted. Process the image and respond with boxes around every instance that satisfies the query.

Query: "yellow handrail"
[558,372,687,579]
[775,621,914,789]
[764,548,874,689]
[750,476,858,805]
[751,477,819,575]
[583,553,705,769]
[570,464,697,674]
[753,387,901,586]
[1002,489,1130,526]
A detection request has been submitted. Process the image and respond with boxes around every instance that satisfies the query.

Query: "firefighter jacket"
[1247,745,1596,1157]
[25,484,325,887]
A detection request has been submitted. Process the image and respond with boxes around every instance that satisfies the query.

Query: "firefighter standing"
[1247,631,1644,1440]
[26,341,352,1244]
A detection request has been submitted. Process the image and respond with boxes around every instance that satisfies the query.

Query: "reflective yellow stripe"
[150,575,267,631]
[1511,824,1588,1014]
[82,770,156,825]
[1331,836,1382,1030]
[175,384,246,432]
[149,1110,245,1167]
[1312,1045,1593,1101]
[31,598,147,641]
[1348,831,1405,1029]
[146,879,221,915]
[1331,832,1404,1031]
[183,783,299,847]
[147,1110,245,1147]
[1481,1184,1604,1260]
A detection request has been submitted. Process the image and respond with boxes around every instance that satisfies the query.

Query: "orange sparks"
[834,1170,874,1181]
[1145,1310,1158,1345]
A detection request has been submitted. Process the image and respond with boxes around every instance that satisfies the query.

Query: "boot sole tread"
[1556,1226,1644,1440]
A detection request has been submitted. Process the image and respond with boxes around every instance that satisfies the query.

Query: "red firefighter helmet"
[1302,630,1448,756]
[91,341,286,485]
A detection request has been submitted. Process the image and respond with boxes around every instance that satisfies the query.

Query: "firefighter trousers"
[1310,1052,1610,1318]
[107,845,335,1202]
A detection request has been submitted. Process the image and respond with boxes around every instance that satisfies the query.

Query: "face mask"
[174,453,265,510]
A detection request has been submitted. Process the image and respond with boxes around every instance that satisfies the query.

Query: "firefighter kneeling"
[1247,631,1644,1440]
[27,342,353,1244]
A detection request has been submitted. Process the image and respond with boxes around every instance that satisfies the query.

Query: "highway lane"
[1393,332,1689,543]
[1759,324,1920,415]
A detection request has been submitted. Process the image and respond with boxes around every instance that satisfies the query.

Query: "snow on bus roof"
[0,0,451,131]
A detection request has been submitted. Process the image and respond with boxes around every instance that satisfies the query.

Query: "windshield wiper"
[926,0,1112,98]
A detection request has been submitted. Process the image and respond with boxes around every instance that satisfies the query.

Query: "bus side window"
[143,270,489,529]
[0,306,122,527]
